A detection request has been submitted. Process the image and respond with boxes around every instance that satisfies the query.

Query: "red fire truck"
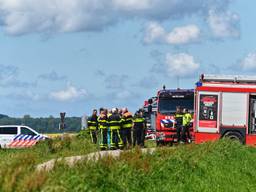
[154,87,194,145]
[143,97,157,140]
[194,74,256,145]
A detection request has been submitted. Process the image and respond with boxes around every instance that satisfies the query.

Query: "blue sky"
[0,0,255,117]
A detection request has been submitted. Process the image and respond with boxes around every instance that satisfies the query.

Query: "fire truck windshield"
[158,97,194,114]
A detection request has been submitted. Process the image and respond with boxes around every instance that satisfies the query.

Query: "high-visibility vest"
[183,113,192,126]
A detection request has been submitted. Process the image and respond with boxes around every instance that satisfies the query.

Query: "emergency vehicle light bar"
[201,74,256,83]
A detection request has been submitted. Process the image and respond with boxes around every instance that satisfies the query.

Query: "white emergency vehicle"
[0,125,47,148]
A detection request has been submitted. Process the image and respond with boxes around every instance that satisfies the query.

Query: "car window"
[0,127,17,134]
[21,127,37,136]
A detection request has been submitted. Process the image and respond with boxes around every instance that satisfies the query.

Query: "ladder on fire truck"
[201,74,256,83]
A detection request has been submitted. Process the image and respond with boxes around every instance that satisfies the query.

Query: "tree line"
[0,114,81,133]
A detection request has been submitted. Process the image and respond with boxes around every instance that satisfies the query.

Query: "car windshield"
[158,97,194,114]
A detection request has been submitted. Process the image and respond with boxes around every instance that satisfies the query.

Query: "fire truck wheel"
[223,131,243,144]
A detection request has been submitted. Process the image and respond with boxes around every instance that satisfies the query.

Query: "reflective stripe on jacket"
[98,115,108,129]
[122,112,133,128]
[108,114,122,130]
[175,113,184,126]
[133,117,145,129]
[88,115,98,130]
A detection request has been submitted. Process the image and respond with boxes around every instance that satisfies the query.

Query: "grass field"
[1,133,256,191]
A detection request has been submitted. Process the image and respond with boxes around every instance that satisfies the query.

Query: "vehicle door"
[0,127,18,148]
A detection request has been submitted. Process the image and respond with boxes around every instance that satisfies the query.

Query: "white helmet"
[112,108,117,113]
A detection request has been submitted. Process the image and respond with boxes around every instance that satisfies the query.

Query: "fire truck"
[154,87,194,145]
[143,97,157,140]
[194,74,256,145]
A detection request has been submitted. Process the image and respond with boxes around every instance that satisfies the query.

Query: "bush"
[76,129,90,139]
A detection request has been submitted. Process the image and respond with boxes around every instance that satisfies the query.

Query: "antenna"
[177,76,180,89]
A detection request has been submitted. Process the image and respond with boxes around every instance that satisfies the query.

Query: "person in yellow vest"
[98,109,108,150]
[108,108,123,149]
[182,108,192,143]
[87,109,98,144]
[121,108,133,149]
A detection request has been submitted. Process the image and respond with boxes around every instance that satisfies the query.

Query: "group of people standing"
[87,107,146,150]
[175,106,193,143]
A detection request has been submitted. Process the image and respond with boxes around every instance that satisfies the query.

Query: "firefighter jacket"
[183,113,192,126]
[175,112,184,126]
[87,115,98,130]
[98,114,108,129]
[122,112,133,129]
[108,114,122,130]
[133,116,145,129]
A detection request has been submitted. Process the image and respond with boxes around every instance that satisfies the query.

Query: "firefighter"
[141,108,147,147]
[98,109,108,150]
[175,106,184,143]
[106,109,112,147]
[99,107,104,115]
[121,108,133,149]
[108,108,123,149]
[182,108,192,143]
[133,110,146,147]
[87,109,98,144]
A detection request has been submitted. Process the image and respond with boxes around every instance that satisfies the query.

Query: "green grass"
[1,136,256,191]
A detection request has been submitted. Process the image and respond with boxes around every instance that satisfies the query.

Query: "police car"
[0,125,47,148]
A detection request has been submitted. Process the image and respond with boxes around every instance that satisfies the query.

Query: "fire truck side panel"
[221,92,248,128]
[196,91,220,134]
[195,91,248,143]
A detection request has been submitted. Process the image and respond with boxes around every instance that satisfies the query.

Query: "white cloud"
[144,22,200,44]
[0,0,231,36]
[165,25,200,44]
[207,9,240,38]
[144,22,166,43]
[165,53,199,77]
[241,52,256,71]
[50,85,88,101]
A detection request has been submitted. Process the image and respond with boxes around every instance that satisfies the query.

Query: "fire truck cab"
[194,74,256,145]
[155,88,194,145]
